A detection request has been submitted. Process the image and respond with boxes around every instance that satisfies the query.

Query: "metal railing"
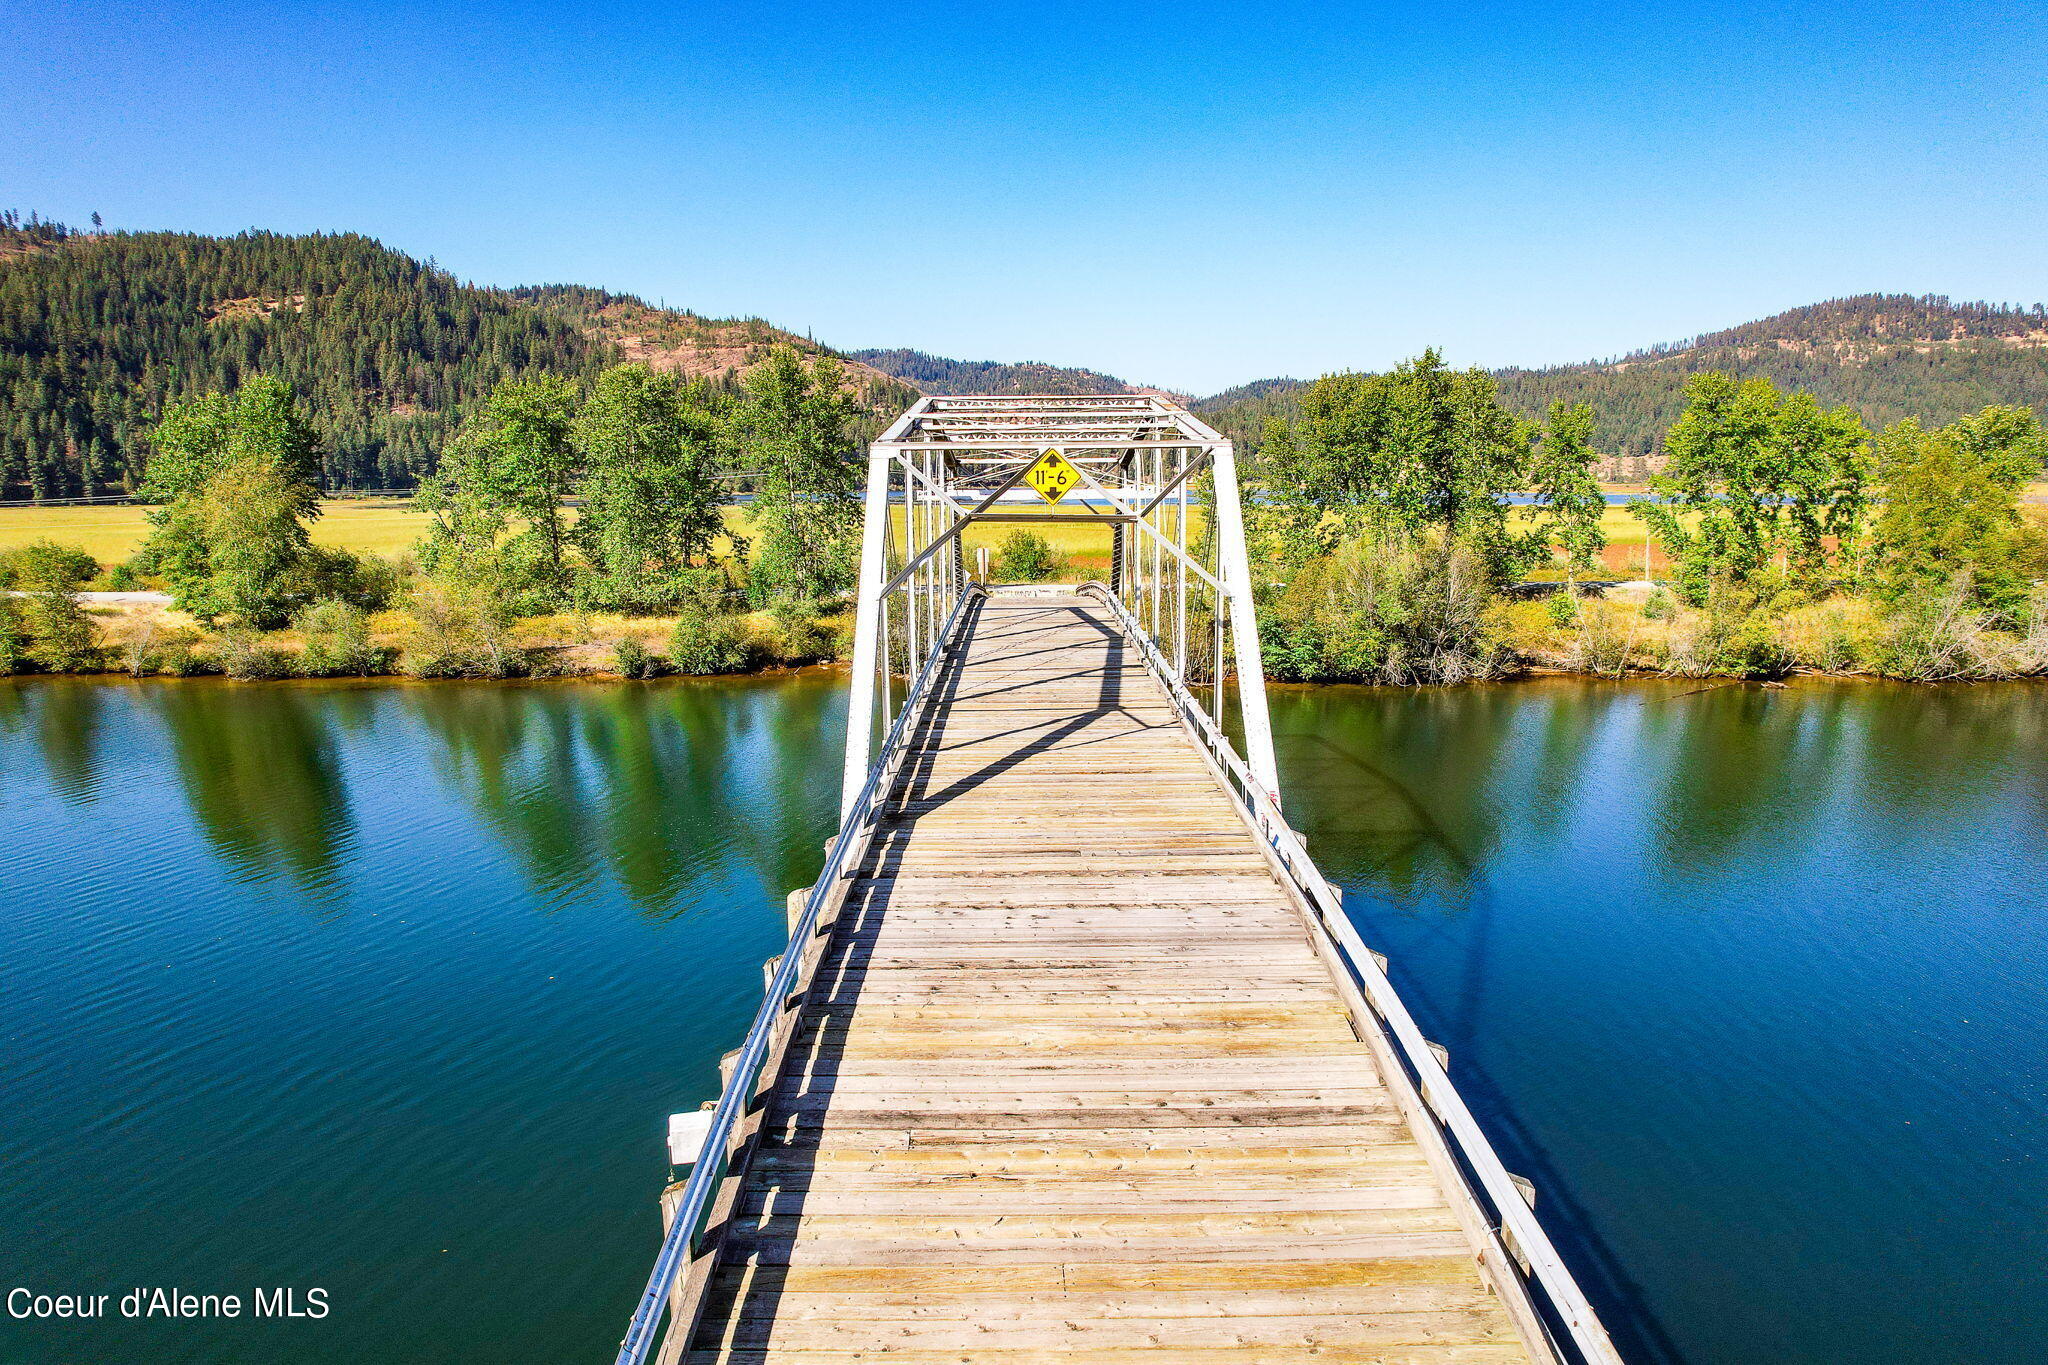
[1084,581,1625,1365]
[612,586,984,1365]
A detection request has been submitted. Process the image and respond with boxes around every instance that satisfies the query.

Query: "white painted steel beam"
[839,445,896,818]
[1210,440,1280,805]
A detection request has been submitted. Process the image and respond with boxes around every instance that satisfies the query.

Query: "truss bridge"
[614,395,1623,1365]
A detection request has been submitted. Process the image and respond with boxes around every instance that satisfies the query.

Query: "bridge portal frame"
[840,394,1279,818]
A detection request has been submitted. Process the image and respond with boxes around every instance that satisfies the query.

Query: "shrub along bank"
[8,550,2046,684]
[0,583,846,682]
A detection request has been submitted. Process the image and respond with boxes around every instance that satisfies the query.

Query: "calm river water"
[1,675,2043,1364]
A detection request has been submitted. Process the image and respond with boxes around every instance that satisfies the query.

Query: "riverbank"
[11,585,2044,684]
[4,596,849,681]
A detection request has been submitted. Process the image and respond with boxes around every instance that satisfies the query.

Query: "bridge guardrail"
[612,586,985,1365]
[1084,580,1625,1365]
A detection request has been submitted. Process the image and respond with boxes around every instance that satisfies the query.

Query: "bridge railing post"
[841,441,896,820]
[1209,439,1281,806]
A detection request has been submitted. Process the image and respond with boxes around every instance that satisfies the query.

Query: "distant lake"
[2,675,2044,1364]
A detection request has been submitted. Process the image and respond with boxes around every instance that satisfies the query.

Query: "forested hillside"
[0,219,607,495]
[1189,378,1302,438]
[518,286,911,407]
[0,219,913,498]
[850,348,1136,397]
[1199,295,2048,475]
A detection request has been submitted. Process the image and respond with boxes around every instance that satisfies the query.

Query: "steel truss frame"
[839,394,1281,816]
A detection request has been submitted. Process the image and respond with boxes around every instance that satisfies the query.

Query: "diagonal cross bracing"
[844,395,1279,815]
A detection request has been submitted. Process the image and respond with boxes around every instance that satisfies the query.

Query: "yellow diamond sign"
[1024,448,1081,505]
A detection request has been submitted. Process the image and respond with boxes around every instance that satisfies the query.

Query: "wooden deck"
[676,590,1538,1364]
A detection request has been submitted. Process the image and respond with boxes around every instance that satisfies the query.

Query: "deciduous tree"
[572,365,728,610]
[0,540,100,671]
[1634,372,1868,602]
[140,378,333,627]
[732,347,859,605]
[1251,350,1539,586]
[416,376,578,604]
[1529,401,1608,576]
[1864,406,2048,622]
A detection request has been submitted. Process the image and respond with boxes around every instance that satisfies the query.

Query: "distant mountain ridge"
[520,285,906,393]
[1193,377,1301,411]
[849,348,1140,398]
[1195,294,2048,476]
[1609,295,2048,360]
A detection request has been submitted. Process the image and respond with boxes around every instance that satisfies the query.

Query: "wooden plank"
[704,1257,1482,1296]
[717,1230,1479,1268]
[703,1277,1495,1321]
[749,1155,1436,1184]
[686,1350,1527,1365]
[688,1350,1523,1358]
[694,1311,1519,1352]
[685,1349,1525,1365]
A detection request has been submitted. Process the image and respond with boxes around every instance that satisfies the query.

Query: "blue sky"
[5,0,2045,393]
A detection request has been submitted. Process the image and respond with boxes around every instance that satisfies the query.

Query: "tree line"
[1244,353,2048,683]
[1,346,865,679]
[415,347,858,617]
[850,348,1133,397]
[5,274,2045,684]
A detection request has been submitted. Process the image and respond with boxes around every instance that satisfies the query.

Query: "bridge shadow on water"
[1275,720,1689,1365]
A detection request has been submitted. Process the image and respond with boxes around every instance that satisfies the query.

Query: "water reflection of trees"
[417,690,598,900]
[7,679,358,887]
[5,675,846,918]
[1586,679,2048,880]
[12,673,2038,926]
[414,678,844,918]
[1268,686,1514,906]
[1271,678,2048,912]
[0,680,109,805]
[151,682,357,893]
[1852,682,2048,833]
[1270,677,2048,1365]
